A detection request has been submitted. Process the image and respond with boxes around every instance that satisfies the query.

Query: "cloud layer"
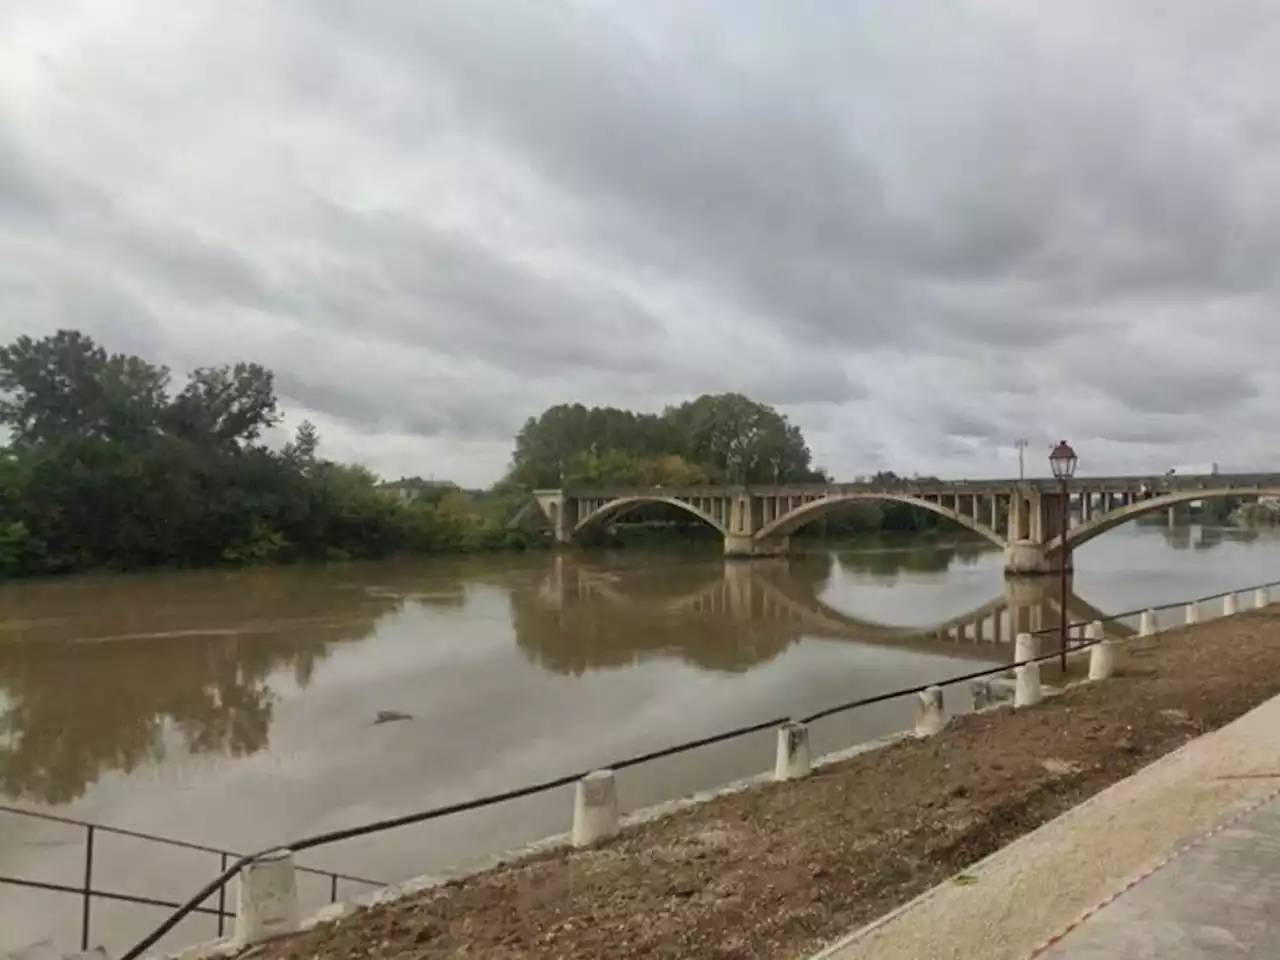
[4,0,1280,484]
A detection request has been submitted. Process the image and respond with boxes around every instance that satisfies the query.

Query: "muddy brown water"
[2,523,1277,954]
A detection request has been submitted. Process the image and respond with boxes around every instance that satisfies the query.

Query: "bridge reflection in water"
[518,550,1131,675]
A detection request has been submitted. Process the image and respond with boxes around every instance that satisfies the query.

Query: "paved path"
[809,691,1280,960]
[1038,795,1280,958]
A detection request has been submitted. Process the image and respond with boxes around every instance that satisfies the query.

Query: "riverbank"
[256,605,1280,960]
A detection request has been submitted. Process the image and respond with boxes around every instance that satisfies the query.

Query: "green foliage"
[0,329,963,576]
[505,392,821,489]
[0,330,541,578]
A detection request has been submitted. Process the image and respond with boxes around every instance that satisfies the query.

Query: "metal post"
[81,824,96,951]
[330,873,339,903]
[1059,478,1069,674]
[218,852,229,937]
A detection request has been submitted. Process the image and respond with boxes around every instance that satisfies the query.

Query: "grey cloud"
[1095,371,1257,417]
[292,208,673,377]
[316,0,1280,347]
[1094,418,1213,446]
[311,0,915,346]
[0,136,54,220]
[274,371,496,440]
[937,409,1005,443]
[100,220,280,310]
[4,0,1280,484]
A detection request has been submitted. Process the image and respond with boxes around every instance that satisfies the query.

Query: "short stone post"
[1185,602,1200,625]
[773,721,811,781]
[1139,609,1157,636]
[1256,586,1271,609]
[572,770,619,848]
[1014,633,1041,708]
[1087,622,1115,681]
[914,686,946,737]
[1223,593,1238,617]
[234,849,299,947]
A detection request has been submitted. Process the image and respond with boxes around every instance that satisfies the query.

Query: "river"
[2,522,1277,954]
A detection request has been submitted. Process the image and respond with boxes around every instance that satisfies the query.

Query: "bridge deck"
[547,472,1280,499]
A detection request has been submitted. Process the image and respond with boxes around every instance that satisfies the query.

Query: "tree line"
[0,330,535,577]
[0,330,959,578]
[502,394,822,488]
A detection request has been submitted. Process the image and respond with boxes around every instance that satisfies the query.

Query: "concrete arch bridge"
[528,474,1280,574]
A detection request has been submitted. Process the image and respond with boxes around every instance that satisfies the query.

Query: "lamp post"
[1049,441,1078,674]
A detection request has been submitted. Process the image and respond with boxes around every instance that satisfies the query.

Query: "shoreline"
[233,605,1280,960]
[0,534,994,586]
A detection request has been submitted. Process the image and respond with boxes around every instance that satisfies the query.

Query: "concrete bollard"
[572,769,619,848]
[1140,609,1157,636]
[969,678,995,710]
[914,686,946,737]
[1256,586,1271,610]
[1013,632,1041,708]
[1088,622,1116,681]
[1224,593,1238,617]
[234,849,299,947]
[1185,602,1200,625]
[773,721,811,781]
[1015,661,1042,707]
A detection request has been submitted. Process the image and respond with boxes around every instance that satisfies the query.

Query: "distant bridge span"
[525,473,1279,575]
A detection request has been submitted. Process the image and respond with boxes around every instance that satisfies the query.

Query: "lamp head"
[1049,441,1078,480]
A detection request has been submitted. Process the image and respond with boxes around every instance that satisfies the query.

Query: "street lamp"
[1049,441,1078,674]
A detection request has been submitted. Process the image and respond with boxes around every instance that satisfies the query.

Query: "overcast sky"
[3,1,1279,486]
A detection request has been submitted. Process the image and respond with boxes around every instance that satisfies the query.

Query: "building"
[376,477,457,503]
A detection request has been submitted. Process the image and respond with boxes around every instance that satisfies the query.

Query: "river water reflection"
[2,523,1278,952]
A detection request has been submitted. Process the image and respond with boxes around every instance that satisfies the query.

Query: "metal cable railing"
[20,575,1276,960]
[0,805,385,953]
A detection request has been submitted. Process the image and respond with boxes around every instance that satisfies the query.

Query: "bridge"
[527,473,1280,574]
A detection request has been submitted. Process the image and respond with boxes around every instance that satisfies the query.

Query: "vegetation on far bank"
[0,330,1002,579]
[0,330,540,578]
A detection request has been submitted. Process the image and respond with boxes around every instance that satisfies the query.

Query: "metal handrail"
[53,574,1278,959]
[0,804,385,952]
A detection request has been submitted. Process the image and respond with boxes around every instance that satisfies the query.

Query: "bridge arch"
[573,495,727,538]
[755,493,1007,548]
[1048,488,1278,555]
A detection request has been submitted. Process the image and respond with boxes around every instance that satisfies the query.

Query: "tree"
[162,363,279,448]
[663,393,815,483]
[0,330,170,447]
[504,393,817,490]
[283,420,321,471]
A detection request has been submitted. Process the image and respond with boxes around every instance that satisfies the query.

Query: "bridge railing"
[554,472,1280,497]
[34,575,1280,960]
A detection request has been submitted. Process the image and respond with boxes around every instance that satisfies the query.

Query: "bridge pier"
[724,533,790,559]
[1004,539,1073,577]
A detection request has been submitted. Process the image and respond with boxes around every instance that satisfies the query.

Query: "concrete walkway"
[1038,794,1280,958]
[809,692,1280,960]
